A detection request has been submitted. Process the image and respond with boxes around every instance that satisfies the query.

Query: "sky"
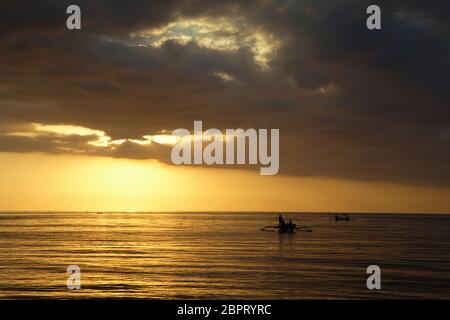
[0,0,449,212]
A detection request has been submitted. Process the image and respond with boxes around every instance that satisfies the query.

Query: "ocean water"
[0,212,449,299]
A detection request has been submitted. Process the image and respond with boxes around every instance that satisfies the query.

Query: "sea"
[0,212,449,299]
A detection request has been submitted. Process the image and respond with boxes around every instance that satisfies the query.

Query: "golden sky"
[1,152,449,213]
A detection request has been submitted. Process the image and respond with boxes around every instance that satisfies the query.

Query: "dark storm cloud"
[0,0,177,34]
[0,0,448,186]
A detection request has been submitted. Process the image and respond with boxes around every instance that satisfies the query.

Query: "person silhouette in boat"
[287,219,296,231]
[278,214,286,227]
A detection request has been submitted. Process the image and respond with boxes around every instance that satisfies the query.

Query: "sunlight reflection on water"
[0,212,449,299]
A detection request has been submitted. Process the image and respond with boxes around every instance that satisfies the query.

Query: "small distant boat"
[334,213,350,221]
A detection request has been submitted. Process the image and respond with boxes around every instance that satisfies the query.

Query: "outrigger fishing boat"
[261,215,312,234]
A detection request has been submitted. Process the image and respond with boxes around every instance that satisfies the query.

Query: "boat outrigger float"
[261,225,312,233]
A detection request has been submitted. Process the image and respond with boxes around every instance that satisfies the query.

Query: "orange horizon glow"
[0,152,449,214]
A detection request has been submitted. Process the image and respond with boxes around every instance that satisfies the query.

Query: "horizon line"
[0,210,449,215]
